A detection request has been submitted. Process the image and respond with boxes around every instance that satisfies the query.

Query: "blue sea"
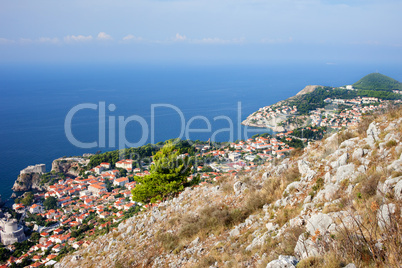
[0,62,401,201]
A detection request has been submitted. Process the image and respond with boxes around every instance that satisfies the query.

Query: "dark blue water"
[1,62,401,200]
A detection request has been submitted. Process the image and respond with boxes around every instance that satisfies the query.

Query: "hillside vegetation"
[56,106,402,268]
[353,73,402,91]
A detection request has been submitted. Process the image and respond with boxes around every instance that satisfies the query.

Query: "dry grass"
[284,165,301,183]
[258,226,304,265]
[193,255,217,268]
[296,253,342,268]
[360,172,382,198]
[338,130,357,144]
[356,114,376,138]
[156,232,180,252]
[385,105,402,121]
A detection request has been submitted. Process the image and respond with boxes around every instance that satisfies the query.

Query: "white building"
[0,219,26,245]
[114,177,129,187]
[29,204,43,214]
[88,184,107,196]
[228,152,241,162]
[115,160,133,170]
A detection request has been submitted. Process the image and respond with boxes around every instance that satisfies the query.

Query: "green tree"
[43,196,58,210]
[20,192,34,206]
[131,141,195,203]
[0,247,11,263]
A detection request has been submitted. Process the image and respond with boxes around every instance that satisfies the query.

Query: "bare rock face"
[394,180,402,200]
[334,163,355,183]
[294,213,336,259]
[295,85,321,96]
[233,181,247,196]
[305,213,335,234]
[377,203,396,230]
[266,255,298,268]
[298,160,316,182]
[366,122,380,147]
[12,172,43,192]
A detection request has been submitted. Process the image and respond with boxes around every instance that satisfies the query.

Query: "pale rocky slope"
[57,108,402,268]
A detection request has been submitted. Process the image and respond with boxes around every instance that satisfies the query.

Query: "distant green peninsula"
[353,72,402,91]
[242,73,402,132]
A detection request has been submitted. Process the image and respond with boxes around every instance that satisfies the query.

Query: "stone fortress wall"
[20,164,46,175]
[0,218,26,245]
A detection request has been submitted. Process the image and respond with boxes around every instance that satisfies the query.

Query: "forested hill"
[353,73,402,91]
[278,73,402,115]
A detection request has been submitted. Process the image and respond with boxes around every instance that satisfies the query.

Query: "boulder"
[377,203,396,229]
[366,122,380,147]
[229,227,240,237]
[352,148,364,160]
[233,181,247,195]
[298,160,311,176]
[294,234,320,259]
[377,177,401,196]
[334,164,355,183]
[387,158,402,173]
[340,139,356,149]
[303,195,312,204]
[324,172,331,184]
[331,152,348,168]
[385,122,397,132]
[266,222,279,232]
[315,184,340,202]
[266,255,298,268]
[298,160,316,182]
[246,232,267,251]
[394,180,402,200]
[289,217,305,228]
[306,213,335,234]
[284,181,304,194]
[262,172,270,180]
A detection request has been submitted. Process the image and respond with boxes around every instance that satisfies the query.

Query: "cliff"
[295,85,321,96]
[12,172,44,192]
[56,107,402,268]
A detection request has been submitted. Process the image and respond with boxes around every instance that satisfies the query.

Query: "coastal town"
[1,76,401,267]
[242,85,401,132]
[0,131,305,267]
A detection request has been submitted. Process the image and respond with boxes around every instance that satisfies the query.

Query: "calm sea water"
[0,62,401,201]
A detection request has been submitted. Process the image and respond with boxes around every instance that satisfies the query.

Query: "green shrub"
[385,140,397,148]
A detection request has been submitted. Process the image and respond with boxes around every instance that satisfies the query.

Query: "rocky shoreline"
[11,157,88,196]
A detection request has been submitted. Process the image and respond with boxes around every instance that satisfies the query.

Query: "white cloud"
[122,34,143,42]
[37,37,60,44]
[97,32,113,40]
[174,33,187,41]
[64,34,93,43]
[0,38,15,44]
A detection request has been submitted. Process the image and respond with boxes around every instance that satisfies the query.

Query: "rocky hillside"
[57,107,402,268]
[12,172,44,192]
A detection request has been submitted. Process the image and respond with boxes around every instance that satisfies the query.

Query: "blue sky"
[0,0,401,64]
